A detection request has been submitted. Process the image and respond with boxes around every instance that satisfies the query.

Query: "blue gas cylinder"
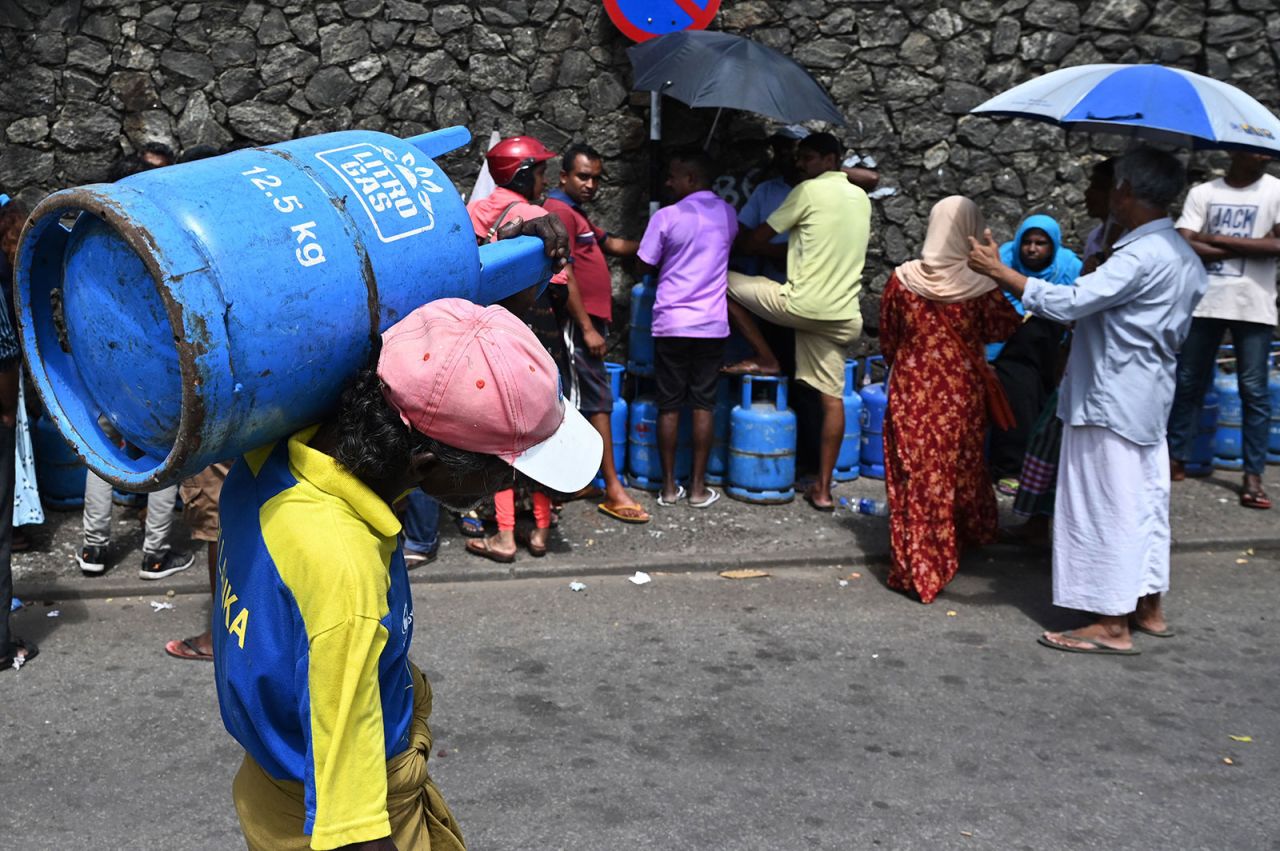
[1214,369,1242,425]
[1186,387,1218,476]
[626,391,691,491]
[859,355,888,480]
[706,376,734,486]
[627,276,656,377]
[1268,367,1280,463]
[33,414,87,509]
[17,126,551,492]
[727,375,796,504]
[1213,368,1243,470]
[834,358,863,482]
[592,362,628,490]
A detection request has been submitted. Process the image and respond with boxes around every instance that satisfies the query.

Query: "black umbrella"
[627,30,845,126]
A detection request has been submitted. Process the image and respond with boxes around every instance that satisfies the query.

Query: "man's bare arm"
[736,223,787,260]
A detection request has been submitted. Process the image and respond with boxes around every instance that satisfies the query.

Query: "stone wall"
[2,0,1278,331]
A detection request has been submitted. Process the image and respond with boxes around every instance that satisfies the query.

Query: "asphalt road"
[2,549,1277,850]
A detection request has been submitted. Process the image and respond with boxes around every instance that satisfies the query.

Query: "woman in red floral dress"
[880,196,1022,603]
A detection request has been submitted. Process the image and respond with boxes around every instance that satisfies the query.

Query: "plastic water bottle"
[856,498,890,517]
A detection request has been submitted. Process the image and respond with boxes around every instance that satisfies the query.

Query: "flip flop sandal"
[517,530,550,558]
[656,485,686,507]
[164,636,214,662]
[1037,631,1139,655]
[996,477,1020,496]
[688,487,721,509]
[1130,623,1176,638]
[455,512,487,538]
[597,503,651,524]
[1240,490,1272,510]
[465,538,517,564]
[804,493,835,513]
[0,637,39,671]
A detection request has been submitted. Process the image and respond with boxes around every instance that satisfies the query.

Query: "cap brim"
[509,403,603,494]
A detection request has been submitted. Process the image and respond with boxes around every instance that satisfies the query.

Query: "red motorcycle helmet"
[486,136,557,186]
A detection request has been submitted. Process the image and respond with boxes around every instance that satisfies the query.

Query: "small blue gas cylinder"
[727,375,796,504]
[33,414,87,509]
[626,391,691,491]
[1268,367,1280,463]
[859,355,888,480]
[17,125,551,491]
[592,362,628,490]
[627,276,656,377]
[1186,387,1218,477]
[706,375,734,486]
[1213,368,1243,470]
[1214,369,1242,425]
[833,358,863,482]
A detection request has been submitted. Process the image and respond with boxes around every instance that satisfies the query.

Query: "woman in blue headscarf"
[998,214,1083,313]
[989,214,1082,496]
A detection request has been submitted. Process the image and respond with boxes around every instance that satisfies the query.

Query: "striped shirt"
[213,425,417,849]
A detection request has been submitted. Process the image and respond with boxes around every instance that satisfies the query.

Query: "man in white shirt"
[1168,152,1280,510]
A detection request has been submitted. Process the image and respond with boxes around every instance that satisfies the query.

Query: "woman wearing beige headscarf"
[880,196,1021,603]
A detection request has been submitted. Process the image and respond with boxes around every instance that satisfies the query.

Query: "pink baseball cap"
[377,298,602,493]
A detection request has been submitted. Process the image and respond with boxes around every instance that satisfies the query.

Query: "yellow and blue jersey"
[212,425,416,850]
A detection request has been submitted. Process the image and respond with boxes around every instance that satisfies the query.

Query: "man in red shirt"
[544,143,650,524]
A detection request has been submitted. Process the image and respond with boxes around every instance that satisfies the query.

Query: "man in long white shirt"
[968,147,1208,655]
[1167,152,1280,509]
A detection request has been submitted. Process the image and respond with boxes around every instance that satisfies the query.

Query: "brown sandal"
[1241,489,1272,510]
[465,537,517,563]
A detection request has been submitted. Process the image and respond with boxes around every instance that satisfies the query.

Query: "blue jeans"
[1167,318,1273,475]
[401,490,440,555]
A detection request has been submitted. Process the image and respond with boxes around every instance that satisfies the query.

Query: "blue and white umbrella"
[971,64,1280,156]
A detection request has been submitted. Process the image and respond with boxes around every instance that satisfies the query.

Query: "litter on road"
[719,569,769,580]
[149,601,174,611]
[629,571,652,585]
[569,581,587,592]
[46,610,59,618]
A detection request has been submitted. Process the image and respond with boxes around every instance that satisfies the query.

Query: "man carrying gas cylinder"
[211,218,602,850]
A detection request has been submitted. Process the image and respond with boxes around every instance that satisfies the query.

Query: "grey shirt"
[1021,217,1208,446]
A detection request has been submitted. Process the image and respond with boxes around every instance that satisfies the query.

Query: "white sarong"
[1052,424,1170,616]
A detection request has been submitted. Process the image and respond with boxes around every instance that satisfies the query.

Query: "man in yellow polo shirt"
[728,132,871,510]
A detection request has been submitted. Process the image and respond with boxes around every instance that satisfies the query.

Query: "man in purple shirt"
[638,150,738,508]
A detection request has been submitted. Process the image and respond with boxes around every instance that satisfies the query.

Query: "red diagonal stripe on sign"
[673,0,713,24]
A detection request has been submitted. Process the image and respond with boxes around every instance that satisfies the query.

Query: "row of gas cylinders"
[1189,363,1280,474]
[596,356,890,504]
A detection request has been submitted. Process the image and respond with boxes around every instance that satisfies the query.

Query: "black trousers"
[989,317,1067,478]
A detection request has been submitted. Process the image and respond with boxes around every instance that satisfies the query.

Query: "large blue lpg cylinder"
[627,276,656,377]
[17,126,551,491]
[1213,368,1243,470]
[727,375,796,504]
[833,359,862,482]
[859,355,888,480]
[1269,367,1280,463]
[626,392,691,491]
[1214,369,1242,425]
[592,362,628,490]
[33,413,87,509]
[706,375,733,486]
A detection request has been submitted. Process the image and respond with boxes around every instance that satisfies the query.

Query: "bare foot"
[721,358,781,376]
